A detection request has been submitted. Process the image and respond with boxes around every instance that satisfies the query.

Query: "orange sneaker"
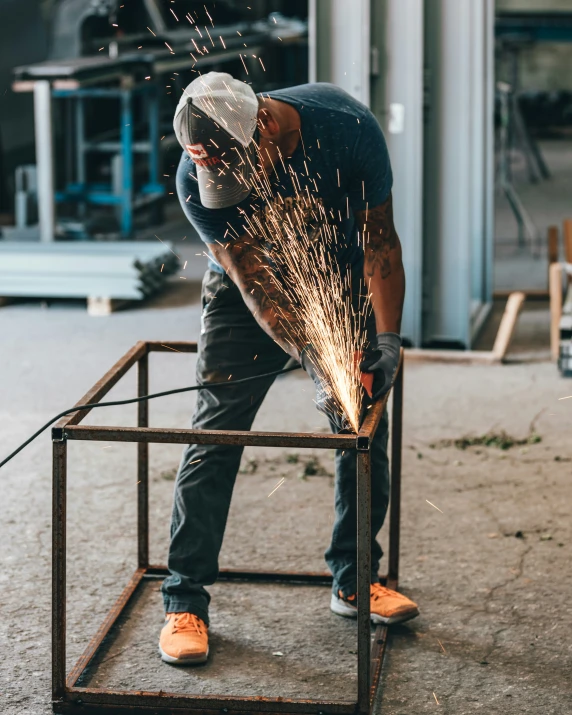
[331,583,419,625]
[159,612,209,665]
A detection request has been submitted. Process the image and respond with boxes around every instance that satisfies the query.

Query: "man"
[159,72,418,665]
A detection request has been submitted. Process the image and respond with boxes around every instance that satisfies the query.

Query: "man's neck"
[259,98,301,170]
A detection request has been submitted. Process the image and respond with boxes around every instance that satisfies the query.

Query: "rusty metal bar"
[146,341,199,353]
[356,398,386,451]
[54,341,147,429]
[56,705,353,715]
[388,355,404,584]
[56,704,355,715]
[64,688,357,714]
[63,425,357,450]
[52,438,67,700]
[369,625,388,708]
[137,354,149,569]
[146,565,334,585]
[66,568,146,689]
[368,577,397,709]
[356,450,371,715]
[357,351,404,452]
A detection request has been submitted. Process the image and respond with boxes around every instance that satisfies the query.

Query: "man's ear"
[257,107,280,138]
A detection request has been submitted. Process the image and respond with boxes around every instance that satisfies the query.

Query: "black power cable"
[0,364,301,470]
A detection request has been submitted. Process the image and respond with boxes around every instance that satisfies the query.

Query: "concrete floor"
[1,249,571,714]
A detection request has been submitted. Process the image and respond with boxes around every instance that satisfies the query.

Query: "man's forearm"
[211,239,305,361]
[238,272,305,360]
[365,259,405,334]
[356,195,406,335]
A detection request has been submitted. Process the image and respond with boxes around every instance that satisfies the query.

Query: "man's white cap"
[173,72,259,209]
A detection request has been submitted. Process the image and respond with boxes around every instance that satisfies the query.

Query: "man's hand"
[360,332,402,400]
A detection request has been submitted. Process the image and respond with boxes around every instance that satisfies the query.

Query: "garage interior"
[1,1,571,714]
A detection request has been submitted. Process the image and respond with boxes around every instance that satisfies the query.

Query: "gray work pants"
[162,270,390,624]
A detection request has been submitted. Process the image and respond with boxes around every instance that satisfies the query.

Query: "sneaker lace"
[171,613,205,635]
[370,583,398,602]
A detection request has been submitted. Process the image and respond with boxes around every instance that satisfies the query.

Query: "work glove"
[360,332,402,401]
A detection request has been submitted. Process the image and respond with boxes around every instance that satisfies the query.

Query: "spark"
[219,35,226,49]
[165,42,175,53]
[437,639,446,654]
[183,260,188,269]
[267,477,286,497]
[426,500,443,514]
[558,395,572,400]
[239,54,249,75]
[170,8,179,20]
[188,458,202,465]
[154,234,180,259]
[147,26,156,36]
[237,146,371,432]
[204,5,214,27]
[433,692,440,705]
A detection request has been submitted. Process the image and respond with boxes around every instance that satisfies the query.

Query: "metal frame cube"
[51,340,404,715]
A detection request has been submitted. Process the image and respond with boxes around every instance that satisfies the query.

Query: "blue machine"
[53,83,164,237]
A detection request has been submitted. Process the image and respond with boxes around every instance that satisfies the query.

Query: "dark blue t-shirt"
[176,82,393,275]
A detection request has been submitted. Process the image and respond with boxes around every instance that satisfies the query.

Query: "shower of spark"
[228,143,372,432]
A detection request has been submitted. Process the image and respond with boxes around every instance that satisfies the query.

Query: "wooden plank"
[87,297,130,316]
[564,220,572,289]
[548,225,559,265]
[405,293,525,365]
[564,220,572,264]
[550,262,563,362]
[491,291,526,361]
[404,349,496,364]
[493,289,549,300]
[11,80,36,93]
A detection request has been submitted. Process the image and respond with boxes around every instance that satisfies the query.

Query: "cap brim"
[196,142,257,209]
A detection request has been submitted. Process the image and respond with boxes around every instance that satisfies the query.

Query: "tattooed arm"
[209,236,305,360]
[355,193,405,334]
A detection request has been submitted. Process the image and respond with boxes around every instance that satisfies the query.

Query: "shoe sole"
[330,595,419,626]
[159,645,209,665]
